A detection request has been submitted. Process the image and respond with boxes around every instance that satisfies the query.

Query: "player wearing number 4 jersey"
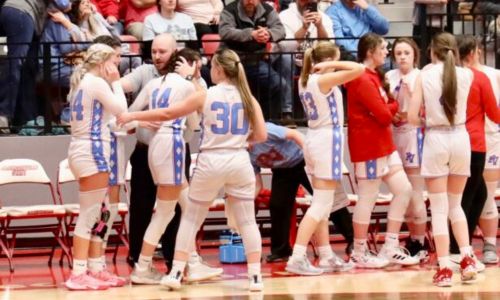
[286,41,364,276]
[117,48,267,292]
[65,44,128,291]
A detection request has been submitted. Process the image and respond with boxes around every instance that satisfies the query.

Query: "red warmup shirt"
[91,0,120,19]
[346,68,399,162]
[466,67,500,152]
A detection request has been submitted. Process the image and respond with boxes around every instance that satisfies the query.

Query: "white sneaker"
[451,254,485,273]
[318,255,355,273]
[285,255,323,276]
[248,274,264,292]
[130,263,163,284]
[377,245,420,266]
[186,257,223,282]
[350,250,389,269]
[160,270,183,290]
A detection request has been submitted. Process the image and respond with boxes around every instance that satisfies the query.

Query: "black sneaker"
[266,254,289,263]
[404,237,429,262]
[281,113,297,128]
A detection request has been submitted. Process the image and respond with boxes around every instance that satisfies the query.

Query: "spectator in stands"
[90,0,124,34]
[177,0,223,49]
[325,0,389,59]
[143,0,197,49]
[413,0,448,65]
[279,0,334,66]
[219,0,292,122]
[474,0,500,14]
[0,0,71,131]
[124,0,158,41]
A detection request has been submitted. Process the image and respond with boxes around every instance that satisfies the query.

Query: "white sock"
[72,259,87,276]
[354,239,367,253]
[384,232,400,248]
[137,254,152,271]
[484,237,497,246]
[459,246,473,257]
[88,257,104,273]
[291,244,307,260]
[318,245,334,261]
[100,255,107,270]
[171,260,187,275]
[438,256,451,269]
[247,263,261,276]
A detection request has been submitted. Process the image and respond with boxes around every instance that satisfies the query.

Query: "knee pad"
[481,195,499,219]
[230,199,262,254]
[175,199,211,253]
[429,193,449,236]
[143,199,177,245]
[482,181,499,219]
[100,203,119,249]
[74,188,108,240]
[306,189,334,222]
[352,179,380,225]
[448,193,466,224]
[386,171,412,222]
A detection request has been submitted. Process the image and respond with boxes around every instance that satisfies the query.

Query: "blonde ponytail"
[300,48,314,88]
[67,44,116,103]
[212,48,257,129]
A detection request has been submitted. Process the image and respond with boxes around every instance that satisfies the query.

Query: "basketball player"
[285,41,364,276]
[386,38,428,261]
[64,44,128,290]
[117,48,267,291]
[346,33,419,269]
[125,53,202,285]
[408,32,478,287]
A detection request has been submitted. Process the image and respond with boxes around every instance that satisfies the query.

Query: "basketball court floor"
[1,243,499,300]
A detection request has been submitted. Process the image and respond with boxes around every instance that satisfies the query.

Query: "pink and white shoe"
[65,273,109,291]
[90,270,127,287]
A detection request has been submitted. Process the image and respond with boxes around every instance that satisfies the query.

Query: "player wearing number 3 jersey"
[117,48,267,291]
[285,41,364,276]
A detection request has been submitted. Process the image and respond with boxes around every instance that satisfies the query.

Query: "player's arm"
[248,97,268,143]
[316,61,365,93]
[284,128,305,149]
[408,74,424,127]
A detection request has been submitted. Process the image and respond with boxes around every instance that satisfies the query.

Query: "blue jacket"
[326,1,389,56]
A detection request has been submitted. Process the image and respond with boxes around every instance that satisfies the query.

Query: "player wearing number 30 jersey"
[117,48,267,292]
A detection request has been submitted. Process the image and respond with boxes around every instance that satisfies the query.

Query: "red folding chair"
[0,159,70,272]
[201,34,221,57]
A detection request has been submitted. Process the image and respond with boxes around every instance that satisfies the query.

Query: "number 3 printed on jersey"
[211,101,249,135]
[299,92,318,120]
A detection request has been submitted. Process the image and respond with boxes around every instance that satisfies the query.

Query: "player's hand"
[102,61,120,83]
[106,15,118,24]
[139,121,161,131]
[353,0,369,10]
[117,112,133,126]
[175,56,196,78]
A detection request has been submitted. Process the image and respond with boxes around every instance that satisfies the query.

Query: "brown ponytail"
[431,32,458,125]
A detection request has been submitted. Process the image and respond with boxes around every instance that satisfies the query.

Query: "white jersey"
[298,74,344,129]
[69,73,127,142]
[386,68,420,114]
[421,63,473,127]
[480,65,500,133]
[131,73,195,134]
[199,83,251,151]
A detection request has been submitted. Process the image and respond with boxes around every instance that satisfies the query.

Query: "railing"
[0,11,498,135]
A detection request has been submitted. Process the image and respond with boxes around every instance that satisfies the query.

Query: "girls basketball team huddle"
[64,31,499,291]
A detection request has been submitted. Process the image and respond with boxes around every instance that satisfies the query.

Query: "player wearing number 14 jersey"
[117,48,267,291]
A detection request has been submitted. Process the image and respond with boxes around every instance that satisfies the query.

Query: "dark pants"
[193,23,218,49]
[244,61,291,120]
[0,7,39,124]
[412,25,446,66]
[269,160,354,256]
[128,142,191,270]
[450,151,487,254]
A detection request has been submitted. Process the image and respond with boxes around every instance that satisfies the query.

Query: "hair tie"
[235,61,241,67]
